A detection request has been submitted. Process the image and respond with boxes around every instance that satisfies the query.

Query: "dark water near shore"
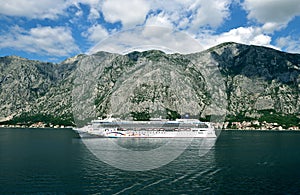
[1,128,300,194]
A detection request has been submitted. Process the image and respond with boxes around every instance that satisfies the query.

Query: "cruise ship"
[73,116,216,138]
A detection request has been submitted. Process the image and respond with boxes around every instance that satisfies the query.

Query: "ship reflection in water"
[80,137,217,171]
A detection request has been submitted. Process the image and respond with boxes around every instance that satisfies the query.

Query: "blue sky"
[0,0,300,62]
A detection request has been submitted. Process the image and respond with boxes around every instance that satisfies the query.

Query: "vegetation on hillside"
[0,113,74,127]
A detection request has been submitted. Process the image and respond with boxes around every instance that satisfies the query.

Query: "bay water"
[1,128,300,194]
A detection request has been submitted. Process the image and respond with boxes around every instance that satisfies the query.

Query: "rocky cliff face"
[210,43,300,124]
[0,42,299,127]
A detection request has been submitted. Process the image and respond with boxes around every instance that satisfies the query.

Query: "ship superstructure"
[74,116,216,138]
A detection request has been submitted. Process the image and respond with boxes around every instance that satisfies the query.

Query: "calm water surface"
[1,128,300,194]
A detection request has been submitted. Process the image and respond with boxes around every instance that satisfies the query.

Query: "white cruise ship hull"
[74,128,216,138]
[73,117,217,138]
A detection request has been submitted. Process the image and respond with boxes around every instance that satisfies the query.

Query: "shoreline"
[221,128,300,132]
[0,126,299,132]
[0,125,73,129]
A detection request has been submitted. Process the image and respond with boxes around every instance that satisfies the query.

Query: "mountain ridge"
[0,42,299,128]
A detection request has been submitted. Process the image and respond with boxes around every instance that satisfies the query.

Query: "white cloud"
[0,0,68,19]
[145,12,174,28]
[101,0,230,31]
[178,18,189,29]
[0,26,79,56]
[276,36,300,54]
[197,27,274,50]
[88,7,100,20]
[68,0,103,21]
[189,0,231,31]
[75,9,83,17]
[82,24,109,43]
[102,0,150,28]
[75,0,100,5]
[261,22,286,33]
[243,0,300,31]
[217,27,272,46]
[0,0,104,21]
[147,0,231,33]
[69,1,103,22]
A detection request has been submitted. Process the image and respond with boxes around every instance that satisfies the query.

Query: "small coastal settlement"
[215,121,299,130]
[0,122,69,129]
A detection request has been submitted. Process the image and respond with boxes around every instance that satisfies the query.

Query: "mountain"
[0,42,299,128]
